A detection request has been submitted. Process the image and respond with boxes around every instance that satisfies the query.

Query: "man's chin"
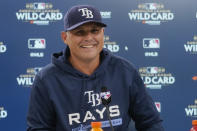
[80,54,99,62]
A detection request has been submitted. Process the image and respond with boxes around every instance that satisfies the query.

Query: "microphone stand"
[100,86,114,131]
[105,104,114,131]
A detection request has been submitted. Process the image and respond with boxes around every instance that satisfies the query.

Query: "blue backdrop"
[0,0,197,130]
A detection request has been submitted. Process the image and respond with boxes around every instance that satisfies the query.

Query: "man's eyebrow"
[71,27,84,32]
[92,26,100,28]
[72,24,101,32]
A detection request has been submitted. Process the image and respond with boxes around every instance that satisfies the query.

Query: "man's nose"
[84,31,94,40]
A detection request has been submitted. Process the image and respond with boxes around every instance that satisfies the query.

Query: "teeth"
[82,45,94,48]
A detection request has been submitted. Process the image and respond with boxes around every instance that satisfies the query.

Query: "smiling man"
[27,5,164,131]
[61,22,105,75]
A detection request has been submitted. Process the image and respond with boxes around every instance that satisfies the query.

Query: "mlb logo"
[146,67,158,74]
[145,3,158,10]
[155,102,161,112]
[33,3,46,10]
[28,38,46,49]
[143,38,160,48]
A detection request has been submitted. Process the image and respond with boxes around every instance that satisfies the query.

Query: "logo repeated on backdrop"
[184,35,197,54]
[100,11,111,19]
[139,67,175,89]
[155,102,161,112]
[143,38,160,57]
[28,38,46,57]
[185,99,197,118]
[128,3,174,25]
[16,67,42,87]
[16,3,63,25]
[0,42,7,53]
[104,35,128,53]
[0,107,7,119]
[196,12,197,19]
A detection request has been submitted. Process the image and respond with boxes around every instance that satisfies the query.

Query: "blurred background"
[0,0,197,130]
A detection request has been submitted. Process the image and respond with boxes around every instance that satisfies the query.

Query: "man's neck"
[69,56,100,76]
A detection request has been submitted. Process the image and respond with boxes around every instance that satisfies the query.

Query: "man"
[27,5,164,131]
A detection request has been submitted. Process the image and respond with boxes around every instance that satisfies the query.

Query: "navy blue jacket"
[27,48,164,131]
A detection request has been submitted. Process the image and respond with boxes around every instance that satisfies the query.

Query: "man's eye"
[75,30,86,36]
[91,29,99,34]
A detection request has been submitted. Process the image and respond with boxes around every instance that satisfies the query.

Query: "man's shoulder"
[36,63,58,80]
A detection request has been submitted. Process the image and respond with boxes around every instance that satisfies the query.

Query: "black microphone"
[100,86,114,131]
[101,86,111,105]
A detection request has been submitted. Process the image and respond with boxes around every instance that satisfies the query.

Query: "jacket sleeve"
[27,74,56,131]
[129,69,164,131]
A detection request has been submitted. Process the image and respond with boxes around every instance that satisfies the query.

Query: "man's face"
[62,22,104,63]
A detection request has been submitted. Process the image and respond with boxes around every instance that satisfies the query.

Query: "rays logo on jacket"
[84,91,101,107]
[68,90,121,126]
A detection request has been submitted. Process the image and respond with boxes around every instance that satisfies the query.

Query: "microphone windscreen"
[100,86,111,105]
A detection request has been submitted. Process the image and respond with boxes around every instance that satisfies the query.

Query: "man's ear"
[61,31,67,44]
[101,28,105,34]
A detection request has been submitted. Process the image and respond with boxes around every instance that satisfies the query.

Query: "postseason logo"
[104,35,120,53]
[185,99,197,118]
[0,107,7,119]
[100,11,111,19]
[104,35,129,53]
[28,38,46,57]
[184,35,197,54]
[143,38,160,57]
[16,67,42,87]
[128,3,174,25]
[16,3,63,25]
[0,42,7,53]
[139,67,175,89]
